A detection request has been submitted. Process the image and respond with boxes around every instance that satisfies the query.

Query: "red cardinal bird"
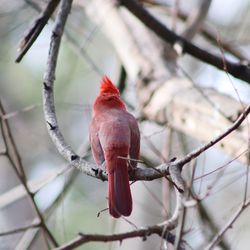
[90,76,140,218]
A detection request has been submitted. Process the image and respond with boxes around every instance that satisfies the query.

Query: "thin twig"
[161,128,173,219]
[56,186,184,250]
[119,0,250,84]
[0,166,69,209]
[167,7,249,61]
[0,100,59,247]
[174,159,196,250]
[16,0,60,62]
[63,30,104,76]
[194,148,249,182]
[0,222,41,237]
[0,100,26,179]
[16,167,79,249]
[205,199,250,250]
[24,0,104,77]
[177,63,233,122]
[176,105,250,169]
[0,103,40,120]
[196,202,230,250]
[182,0,212,40]
[171,0,179,31]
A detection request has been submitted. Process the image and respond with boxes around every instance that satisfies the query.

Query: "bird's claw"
[100,161,106,171]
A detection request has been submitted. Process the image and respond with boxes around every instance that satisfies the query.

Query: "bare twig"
[0,222,41,237]
[0,101,26,179]
[205,199,250,250]
[16,0,60,62]
[56,227,182,250]
[15,167,79,249]
[139,2,248,62]
[176,63,233,122]
[63,30,104,76]
[119,0,250,84]
[176,105,250,169]
[0,103,40,120]
[182,0,212,40]
[201,25,248,62]
[161,128,173,219]
[174,159,196,250]
[0,166,69,209]
[24,0,105,77]
[165,7,249,61]
[196,202,230,250]
[17,167,79,249]
[171,0,179,31]
[56,185,184,250]
[194,148,248,182]
[0,100,58,247]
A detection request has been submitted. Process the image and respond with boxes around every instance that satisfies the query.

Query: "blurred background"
[1,0,250,249]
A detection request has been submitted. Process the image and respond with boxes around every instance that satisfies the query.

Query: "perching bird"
[89,76,140,218]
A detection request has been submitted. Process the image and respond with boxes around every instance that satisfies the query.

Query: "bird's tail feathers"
[107,153,132,218]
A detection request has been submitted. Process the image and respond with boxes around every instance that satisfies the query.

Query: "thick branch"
[16,0,60,62]
[163,6,248,61]
[42,0,87,173]
[120,0,250,83]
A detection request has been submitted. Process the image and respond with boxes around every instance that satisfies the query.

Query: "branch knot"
[43,82,52,91]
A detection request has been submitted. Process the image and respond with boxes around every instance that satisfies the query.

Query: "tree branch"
[205,199,250,250]
[0,99,58,247]
[56,227,182,250]
[0,222,41,237]
[16,0,60,62]
[56,186,184,250]
[162,6,248,62]
[119,0,250,84]
[178,105,250,168]
[182,0,212,40]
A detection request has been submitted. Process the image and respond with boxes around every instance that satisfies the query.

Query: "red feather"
[100,76,120,95]
[89,76,140,218]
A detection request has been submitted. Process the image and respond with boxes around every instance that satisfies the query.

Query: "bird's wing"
[128,113,140,168]
[89,118,105,165]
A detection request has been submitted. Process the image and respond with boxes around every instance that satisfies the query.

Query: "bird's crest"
[100,76,120,95]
